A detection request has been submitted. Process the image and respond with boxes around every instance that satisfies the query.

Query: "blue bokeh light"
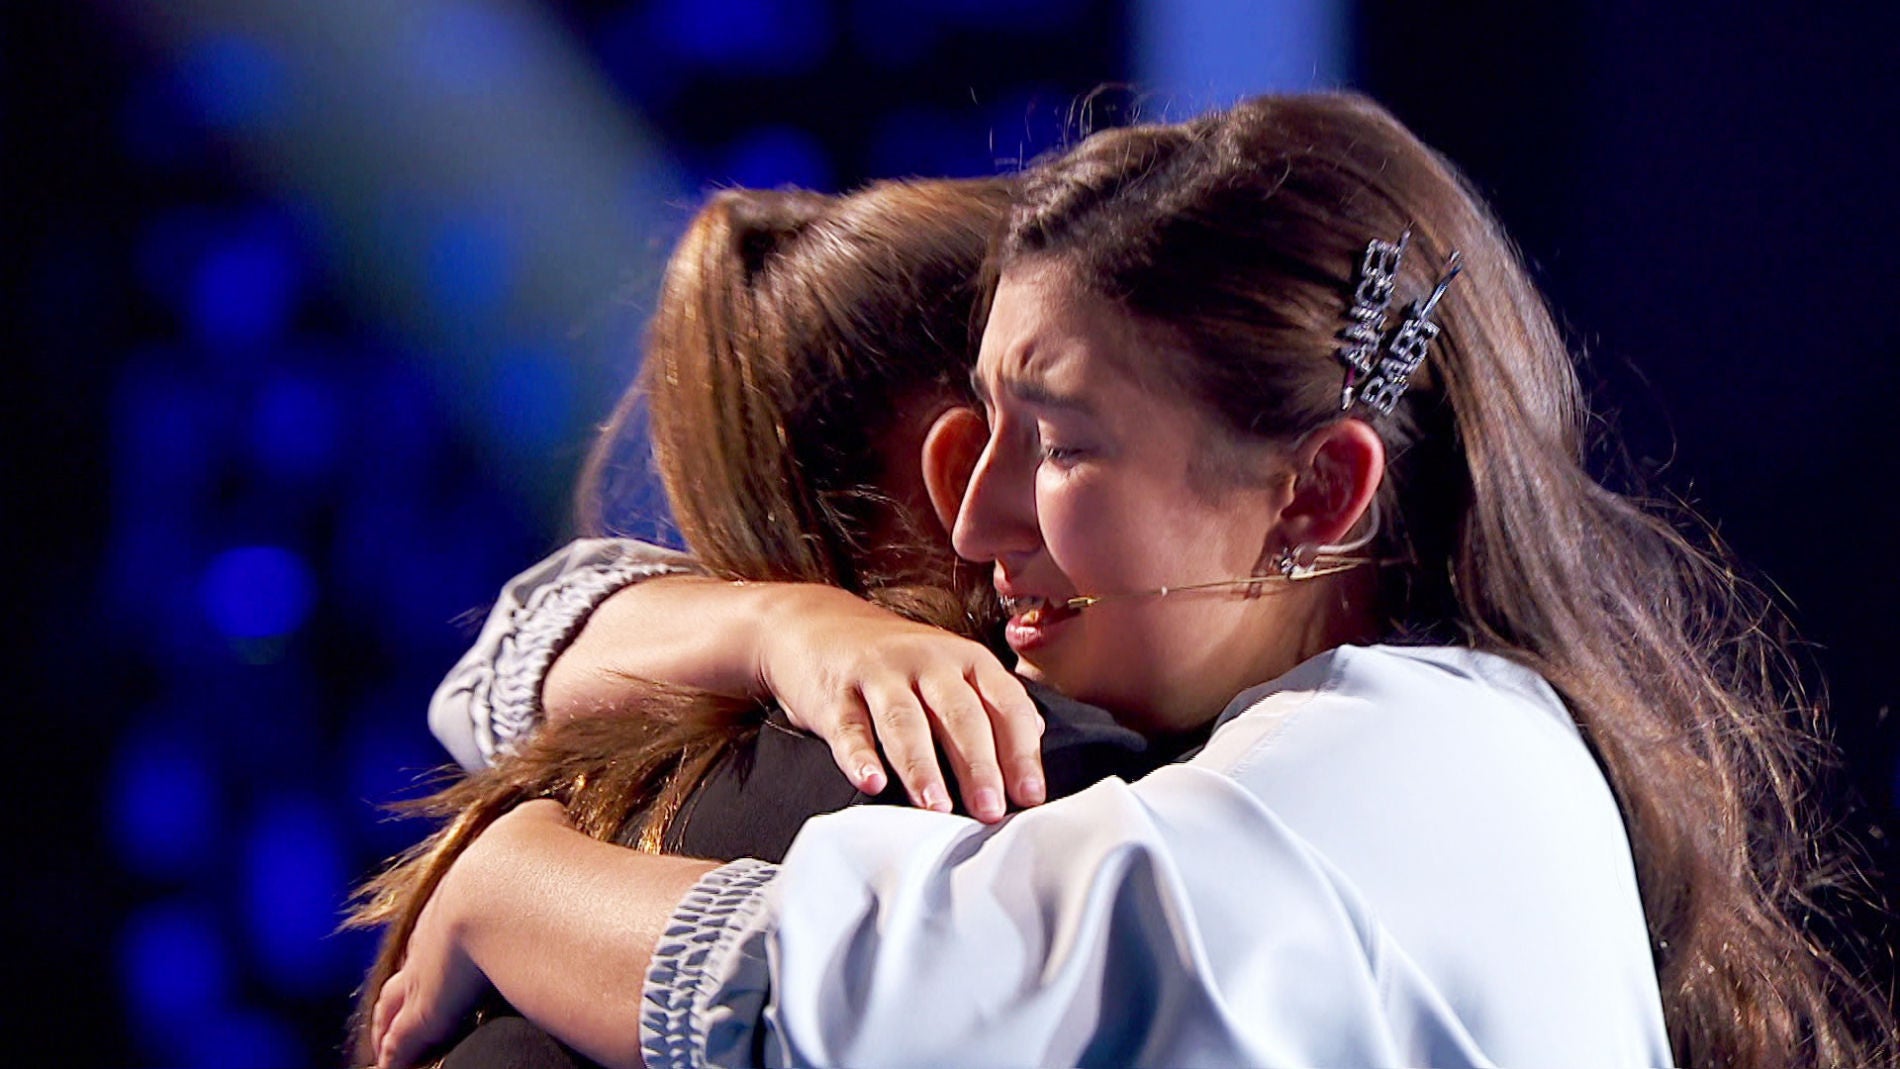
[251,368,344,483]
[112,356,218,502]
[108,727,220,879]
[201,545,317,640]
[121,902,231,1035]
[186,1009,304,1069]
[187,214,305,351]
[1134,0,1348,108]
[650,0,832,73]
[718,125,834,190]
[242,794,352,993]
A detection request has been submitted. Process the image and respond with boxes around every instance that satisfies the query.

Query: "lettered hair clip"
[1337,231,1461,415]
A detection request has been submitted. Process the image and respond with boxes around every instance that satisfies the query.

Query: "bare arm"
[540,575,785,721]
[543,575,1048,819]
[373,800,715,1069]
[433,539,1044,818]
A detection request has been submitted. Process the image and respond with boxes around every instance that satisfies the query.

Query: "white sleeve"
[640,766,1472,1069]
[428,538,699,771]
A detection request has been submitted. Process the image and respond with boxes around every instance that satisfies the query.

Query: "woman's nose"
[952,433,1040,564]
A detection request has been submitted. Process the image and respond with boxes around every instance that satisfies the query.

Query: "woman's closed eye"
[1037,436,1091,468]
[1041,440,1086,467]
[1034,417,1100,469]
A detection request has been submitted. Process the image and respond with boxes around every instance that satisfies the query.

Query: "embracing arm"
[374,800,716,1069]
[379,769,1410,1069]
[429,539,699,770]
[434,540,1046,815]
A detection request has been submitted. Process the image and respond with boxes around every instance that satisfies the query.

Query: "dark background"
[11,1,1897,1064]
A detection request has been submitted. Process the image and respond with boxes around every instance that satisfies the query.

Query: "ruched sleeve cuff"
[429,538,699,770]
[640,858,781,1069]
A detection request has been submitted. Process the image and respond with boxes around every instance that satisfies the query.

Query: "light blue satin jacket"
[641,645,1672,1069]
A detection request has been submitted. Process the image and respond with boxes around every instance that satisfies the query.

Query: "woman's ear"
[1277,419,1386,550]
[921,406,988,538]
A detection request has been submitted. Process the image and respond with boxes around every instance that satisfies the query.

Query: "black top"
[663,681,1162,863]
[441,684,1167,1069]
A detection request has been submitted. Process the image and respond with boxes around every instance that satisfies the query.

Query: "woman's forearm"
[447,802,717,1068]
[540,574,1046,817]
[541,575,787,722]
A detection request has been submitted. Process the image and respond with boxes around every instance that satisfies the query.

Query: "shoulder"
[1188,646,1631,926]
[1195,644,1620,851]
[1195,644,1590,791]
[1179,645,1667,1064]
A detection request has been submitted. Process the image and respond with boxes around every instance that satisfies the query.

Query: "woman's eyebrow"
[975,366,1098,418]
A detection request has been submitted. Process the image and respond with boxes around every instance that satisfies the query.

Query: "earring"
[1275,543,1316,581]
[1274,500,1384,583]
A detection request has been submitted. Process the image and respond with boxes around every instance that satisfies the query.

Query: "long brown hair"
[997,92,1892,1067]
[343,176,1011,1065]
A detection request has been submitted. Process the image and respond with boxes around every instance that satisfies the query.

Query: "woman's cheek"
[1040,484,1131,585]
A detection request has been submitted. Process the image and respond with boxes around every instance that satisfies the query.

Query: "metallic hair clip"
[1336,230,1410,409]
[1343,245,1463,415]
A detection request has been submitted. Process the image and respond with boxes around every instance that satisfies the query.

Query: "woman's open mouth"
[1000,594,1083,651]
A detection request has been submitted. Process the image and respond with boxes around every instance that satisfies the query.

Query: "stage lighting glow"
[241,795,351,993]
[120,902,230,1032]
[720,125,834,190]
[109,730,220,879]
[652,0,830,73]
[251,368,343,482]
[424,213,515,320]
[415,2,534,97]
[185,1010,302,1069]
[201,545,316,640]
[1135,0,1348,112]
[188,217,304,351]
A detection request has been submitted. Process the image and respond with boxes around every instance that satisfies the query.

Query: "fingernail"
[971,787,1002,819]
[922,784,951,812]
[1019,775,1046,805]
[858,764,886,792]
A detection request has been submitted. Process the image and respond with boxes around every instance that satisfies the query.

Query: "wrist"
[752,581,860,697]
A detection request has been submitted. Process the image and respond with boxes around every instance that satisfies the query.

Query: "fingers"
[815,697,889,797]
[371,971,407,1068]
[916,673,1007,822]
[371,977,395,1062]
[860,678,953,814]
[772,622,1043,821]
[971,660,1046,809]
[379,1003,422,1069]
